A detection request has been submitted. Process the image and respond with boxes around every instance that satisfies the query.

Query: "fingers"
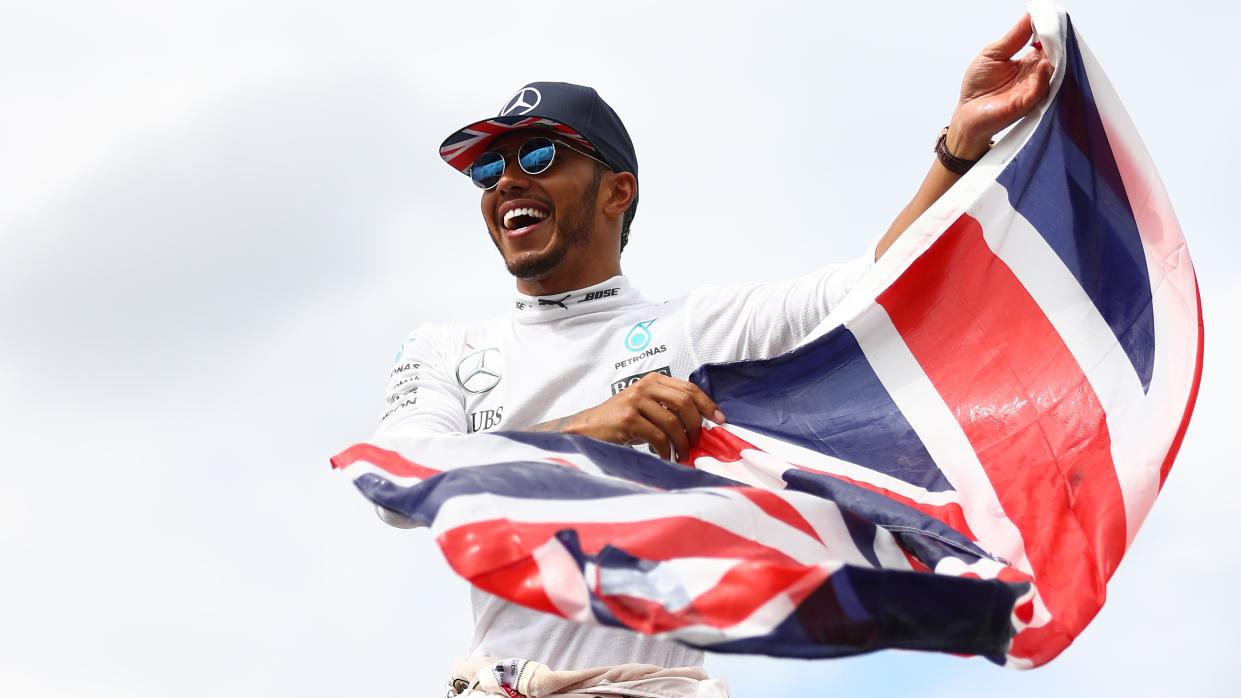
[636,398,689,460]
[687,381,726,425]
[644,382,702,444]
[575,373,727,460]
[628,414,673,460]
[986,13,1035,60]
[646,379,722,438]
[1014,54,1054,112]
[652,374,725,424]
[621,373,727,461]
[1028,57,1053,106]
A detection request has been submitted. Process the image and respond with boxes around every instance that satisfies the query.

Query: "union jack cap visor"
[438,82,639,187]
[439,114,595,176]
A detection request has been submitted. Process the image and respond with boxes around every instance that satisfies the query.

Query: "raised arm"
[874,13,1053,260]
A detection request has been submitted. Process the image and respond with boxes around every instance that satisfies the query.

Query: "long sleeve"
[370,323,468,528]
[374,323,469,439]
[684,255,873,366]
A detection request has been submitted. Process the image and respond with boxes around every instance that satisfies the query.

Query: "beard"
[499,178,598,280]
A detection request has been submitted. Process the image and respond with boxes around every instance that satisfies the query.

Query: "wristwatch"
[935,127,992,175]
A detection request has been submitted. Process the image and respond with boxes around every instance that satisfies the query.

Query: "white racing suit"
[374,263,871,689]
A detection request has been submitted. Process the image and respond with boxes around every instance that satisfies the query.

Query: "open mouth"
[500,202,551,237]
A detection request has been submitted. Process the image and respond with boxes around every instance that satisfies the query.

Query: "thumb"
[985,13,1035,60]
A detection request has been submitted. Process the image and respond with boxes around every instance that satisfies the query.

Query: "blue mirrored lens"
[470,152,505,189]
[518,138,555,174]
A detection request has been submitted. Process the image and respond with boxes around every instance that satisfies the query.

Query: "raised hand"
[947,13,1054,159]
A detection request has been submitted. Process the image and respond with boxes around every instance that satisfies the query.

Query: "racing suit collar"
[512,276,638,322]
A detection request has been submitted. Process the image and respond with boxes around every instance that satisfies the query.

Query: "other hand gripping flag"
[332,1,1201,668]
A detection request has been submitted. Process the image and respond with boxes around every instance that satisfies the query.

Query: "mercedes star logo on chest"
[456,347,502,394]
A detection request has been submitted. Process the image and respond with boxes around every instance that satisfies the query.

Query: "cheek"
[479,195,501,236]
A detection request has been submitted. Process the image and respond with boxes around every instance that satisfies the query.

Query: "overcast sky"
[2,1,1236,696]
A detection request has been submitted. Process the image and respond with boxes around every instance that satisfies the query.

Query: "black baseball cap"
[439,82,639,194]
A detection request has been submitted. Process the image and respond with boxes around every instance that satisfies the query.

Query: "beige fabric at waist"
[447,656,729,698]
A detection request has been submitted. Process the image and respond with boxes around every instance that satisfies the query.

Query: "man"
[375,14,1051,694]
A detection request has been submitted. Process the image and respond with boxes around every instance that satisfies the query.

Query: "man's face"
[479,130,604,281]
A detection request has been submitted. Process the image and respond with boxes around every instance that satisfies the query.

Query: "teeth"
[503,207,549,229]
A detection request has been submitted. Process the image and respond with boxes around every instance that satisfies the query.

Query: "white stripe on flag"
[720,423,960,507]
[532,535,595,624]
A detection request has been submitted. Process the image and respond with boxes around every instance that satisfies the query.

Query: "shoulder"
[683,279,764,302]
[396,317,502,365]
[674,278,773,318]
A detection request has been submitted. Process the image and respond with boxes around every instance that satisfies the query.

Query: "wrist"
[531,412,580,435]
[934,123,994,176]
[557,410,589,437]
[945,127,991,162]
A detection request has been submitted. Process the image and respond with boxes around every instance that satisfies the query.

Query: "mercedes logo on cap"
[456,347,503,394]
[500,87,542,116]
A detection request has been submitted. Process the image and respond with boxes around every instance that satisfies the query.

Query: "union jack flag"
[336,1,1201,668]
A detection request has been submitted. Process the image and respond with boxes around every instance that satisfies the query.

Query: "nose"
[495,155,532,196]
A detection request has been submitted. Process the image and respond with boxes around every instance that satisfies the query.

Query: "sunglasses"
[468,136,610,190]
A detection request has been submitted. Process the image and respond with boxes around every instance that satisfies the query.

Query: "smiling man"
[374,15,1051,697]
[481,128,625,286]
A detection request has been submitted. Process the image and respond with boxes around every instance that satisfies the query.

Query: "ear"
[601,171,637,219]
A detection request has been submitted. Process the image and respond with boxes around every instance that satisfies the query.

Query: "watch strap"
[935,127,990,175]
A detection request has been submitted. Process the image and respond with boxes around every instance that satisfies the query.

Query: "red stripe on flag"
[788,463,976,541]
[686,423,751,464]
[692,425,976,541]
[472,555,563,618]
[330,442,441,480]
[439,517,802,579]
[434,519,562,617]
[438,517,812,629]
[877,213,1126,664]
[601,594,696,634]
[602,561,833,633]
[1160,281,1204,489]
[903,550,931,573]
[688,559,832,627]
[729,488,824,544]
